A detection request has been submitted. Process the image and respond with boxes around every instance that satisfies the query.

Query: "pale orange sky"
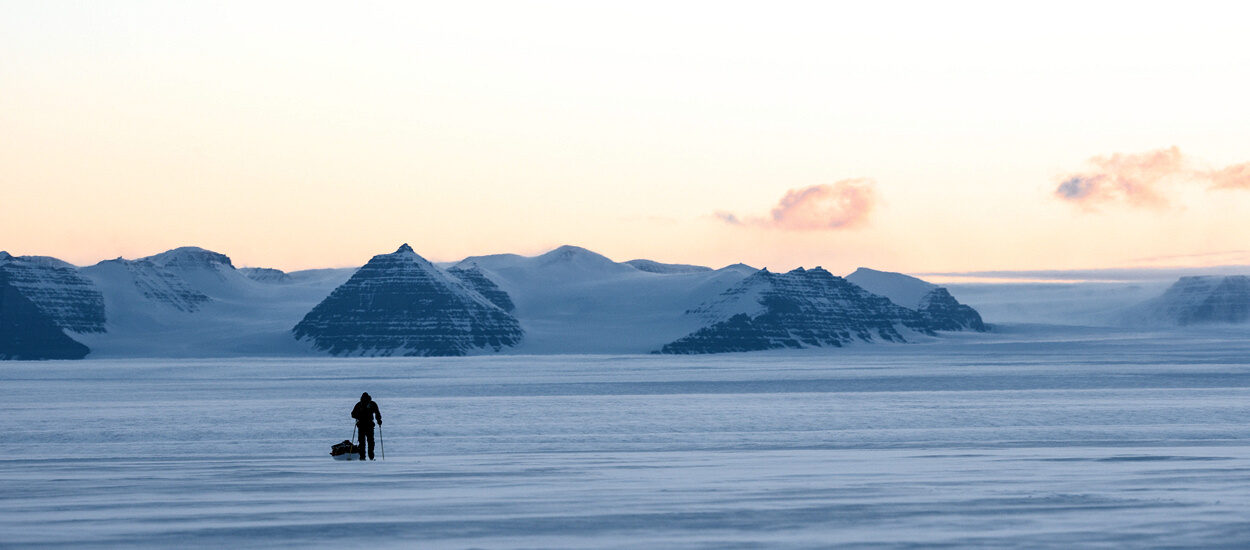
[4,2,1250,273]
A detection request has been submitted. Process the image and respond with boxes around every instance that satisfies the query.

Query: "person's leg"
[366,429,376,460]
[357,428,368,460]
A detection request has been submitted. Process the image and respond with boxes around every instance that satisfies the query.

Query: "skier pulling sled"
[331,392,384,461]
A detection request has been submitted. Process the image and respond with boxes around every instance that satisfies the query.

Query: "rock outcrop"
[293,244,523,356]
[916,287,986,331]
[659,267,979,354]
[0,253,106,333]
[1127,276,1250,326]
[0,270,90,360]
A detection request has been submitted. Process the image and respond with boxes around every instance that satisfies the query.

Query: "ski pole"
[351,423,357,460]
[379,423,385,460]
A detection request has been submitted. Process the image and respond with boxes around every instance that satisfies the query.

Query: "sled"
[330,439,361,461]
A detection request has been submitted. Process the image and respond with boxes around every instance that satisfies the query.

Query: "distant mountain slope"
[0,252,105,333]
[239,267,292,283]
[82,258,211,313]
[1124,276,1250,326]
[625,259,712,274]
[845,268,937,309]
[293,244,523,356]
[452,245,755,353]
[73,248,350,358]
[0,270,90,360]
[846,268,985,331]
[660,267,984,354]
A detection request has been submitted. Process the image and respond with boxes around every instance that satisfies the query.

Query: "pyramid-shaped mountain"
[659,267,972,354]
[292,244,523,356]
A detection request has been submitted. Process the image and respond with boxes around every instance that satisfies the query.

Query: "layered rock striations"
[293,244,523,356]
[0,270,90,360]
[1128,276,1250,326]
[447,264,516,313]
[0,252,106,333]
[82,258,211,313]
[916,287,986,331]
[659,267,981,354]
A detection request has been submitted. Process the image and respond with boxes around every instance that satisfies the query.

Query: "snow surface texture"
[4,329,1250,548]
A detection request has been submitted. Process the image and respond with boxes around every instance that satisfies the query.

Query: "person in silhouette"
[351,392,382,460]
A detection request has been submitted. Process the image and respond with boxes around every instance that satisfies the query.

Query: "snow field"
[3,331,1250,548]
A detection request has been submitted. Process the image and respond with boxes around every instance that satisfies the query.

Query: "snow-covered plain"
[4,327,1250,548]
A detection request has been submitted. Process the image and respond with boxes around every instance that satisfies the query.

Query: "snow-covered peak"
[536,245,622,269]
[716,263,759,275]
[845,267,938,309]
[144,247,235,270]
[376,242,440,270]
[0,253,77,270]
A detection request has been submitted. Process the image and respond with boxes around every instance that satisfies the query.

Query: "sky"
[3,1,1250,273]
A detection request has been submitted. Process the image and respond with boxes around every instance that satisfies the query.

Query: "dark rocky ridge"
[0,271,90,359]
[1132,276,1250,326]
[917,288,986,331]
[0,253,106,333]
[660,267,981,354]
[293,244,523,356]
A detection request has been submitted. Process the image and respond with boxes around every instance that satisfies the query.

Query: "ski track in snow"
[3,333,1250,548]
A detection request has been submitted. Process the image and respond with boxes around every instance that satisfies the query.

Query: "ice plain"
[3,326,1250,548]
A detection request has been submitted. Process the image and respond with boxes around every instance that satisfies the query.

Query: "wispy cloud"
[1055,147,1250,209]
[1054,146,1182,208]
[718,179,877,231]
[1208,162,1250,190]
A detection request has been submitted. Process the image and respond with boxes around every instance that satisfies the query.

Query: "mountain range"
[2,243,998,359]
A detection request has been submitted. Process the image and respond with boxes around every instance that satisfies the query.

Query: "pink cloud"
[718,179,876,231]
[1208,162,1250,190]
[1054,146,1183,208]
[1055,147,1250,209]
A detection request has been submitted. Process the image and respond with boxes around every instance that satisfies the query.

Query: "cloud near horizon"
[717,179,877,231]
[1055,147,1250,209]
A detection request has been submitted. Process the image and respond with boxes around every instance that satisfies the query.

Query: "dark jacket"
[352,400,381,429]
